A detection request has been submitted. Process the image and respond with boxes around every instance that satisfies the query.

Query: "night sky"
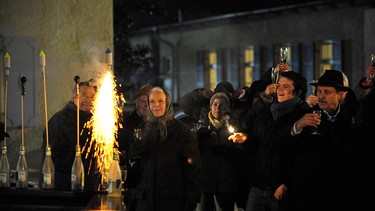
[114,0,322,29]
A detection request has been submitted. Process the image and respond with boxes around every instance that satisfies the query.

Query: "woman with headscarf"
[196,92,243,211]
[129,87,202,211]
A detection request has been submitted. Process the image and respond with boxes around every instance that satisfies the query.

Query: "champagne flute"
[280,47,288,63]
[120,165,127,188]
[133,128,142,142]
[311,80,318,96]
[272,67,280,84]
[370,53,375,79]
[311,110,322,135]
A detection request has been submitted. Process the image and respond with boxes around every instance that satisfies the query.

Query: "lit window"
[320,41,334,75]
[244,47,254,87]
[209,51,217,91]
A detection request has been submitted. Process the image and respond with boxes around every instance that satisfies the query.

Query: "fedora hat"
[310,70,350,91]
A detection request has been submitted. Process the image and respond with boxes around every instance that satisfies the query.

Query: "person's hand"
[366,65,375,82]
[306,94,318,107]
[295,113,320,132]
[264,83,279,95]
[234,88,246,99]
[275,63,289,72]
[228,132,247,143]
[274,184,288,200]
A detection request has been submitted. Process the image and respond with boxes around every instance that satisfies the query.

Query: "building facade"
[130,2,375,102]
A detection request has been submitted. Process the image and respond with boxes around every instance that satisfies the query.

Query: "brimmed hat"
[310,70,350,91]
[134,84,153,100]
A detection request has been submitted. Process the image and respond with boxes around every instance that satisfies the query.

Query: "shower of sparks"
[83,71,125,175]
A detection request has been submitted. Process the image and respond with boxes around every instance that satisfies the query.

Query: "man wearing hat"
[291,70,357,210]
[117,84,153,211]
[118,85,152,176]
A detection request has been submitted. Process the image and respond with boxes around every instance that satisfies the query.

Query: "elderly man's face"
[73,86,96,113]
[136,95,148,119]
[317,86,344,113]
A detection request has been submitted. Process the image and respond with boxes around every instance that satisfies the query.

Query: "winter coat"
[129,119,202,211]
[43,101,100,191]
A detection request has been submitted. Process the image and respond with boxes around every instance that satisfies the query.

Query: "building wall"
[0,0,113,167]
[130,5,375,102]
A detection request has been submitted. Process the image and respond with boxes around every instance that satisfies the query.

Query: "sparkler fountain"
[71,76,85,191]
[84,48,124,193]
[0,53,11,188]
[40,51,55,189]
[16,76,28,189]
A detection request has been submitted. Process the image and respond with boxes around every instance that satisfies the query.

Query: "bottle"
[0,145,10,188]
[16,145,28,188]
[108,148,122,197]
[71,145,84,191]
[42,146,55,189]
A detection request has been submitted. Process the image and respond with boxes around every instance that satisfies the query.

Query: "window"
[244,47,254,87]
[315,40,342,78]
[209,51,217,91]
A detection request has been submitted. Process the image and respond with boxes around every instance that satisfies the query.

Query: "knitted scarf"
[208,111,225,129]
[270,97,303,120]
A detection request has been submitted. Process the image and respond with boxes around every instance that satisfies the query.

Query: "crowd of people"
[39,62,375,211]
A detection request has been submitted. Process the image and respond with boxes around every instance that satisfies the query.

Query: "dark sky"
[115,0,329,29]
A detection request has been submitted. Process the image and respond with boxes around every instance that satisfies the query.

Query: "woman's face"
[210,97,229,119]
[149,88,167,118]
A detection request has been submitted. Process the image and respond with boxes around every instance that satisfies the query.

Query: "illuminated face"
[210,98,229,119]
[277,76,296,102]
[74,86,96,113]
[136,95,148,119]
[149,88,167,118]
[317,86,343,113]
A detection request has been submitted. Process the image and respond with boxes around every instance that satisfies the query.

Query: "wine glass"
[133,128,142,142]
[120,165,127,187]
[271,67,280,84]
[280,47,288,63]
[311,110,322,135]
[370,53,375,79]
[311,80,318,96]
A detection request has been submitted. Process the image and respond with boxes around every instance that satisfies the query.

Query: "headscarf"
[145,87,174,142]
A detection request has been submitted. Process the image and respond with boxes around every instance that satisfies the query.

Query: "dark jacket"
[242,97,309,191]
[292,106,356,211]
[119,109,147,157]
[118,109,147,190]
[129,119,202,211]
[43,101,100,191]
[196,116,243,194]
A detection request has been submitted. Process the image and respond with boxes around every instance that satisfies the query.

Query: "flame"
[84,71,125,175]
[228,125,235,134]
